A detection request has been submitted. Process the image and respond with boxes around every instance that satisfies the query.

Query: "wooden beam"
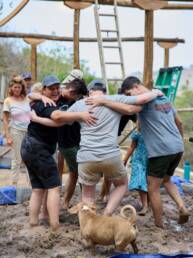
[132,0,168,10]
[143,10,154,89]
[23,38,45,81]
[73,9,80,68]
[0,32,185,43]
[0,0,29,27]
[158,41,177,67]
[64,1,92,9]
[59,0,193,10]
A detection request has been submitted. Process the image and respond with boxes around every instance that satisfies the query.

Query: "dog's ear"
[68,202,82,214]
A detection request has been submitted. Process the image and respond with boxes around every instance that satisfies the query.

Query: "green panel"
[154,66,183,102]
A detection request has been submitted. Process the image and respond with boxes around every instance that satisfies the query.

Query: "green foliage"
[175,90,193,136]
[175,90,193,108]
[0,40,96,87]
[175,90,193,167]
[109,84,118,95]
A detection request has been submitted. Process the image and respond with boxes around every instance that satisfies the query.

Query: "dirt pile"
[0,187,192,258]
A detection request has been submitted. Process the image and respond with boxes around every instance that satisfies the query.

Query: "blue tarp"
[110,254,193,258]
[0,186,17,205]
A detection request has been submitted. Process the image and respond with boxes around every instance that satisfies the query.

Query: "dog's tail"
[120,205,137,225]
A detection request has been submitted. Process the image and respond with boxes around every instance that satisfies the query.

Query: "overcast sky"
[1,0,193,77]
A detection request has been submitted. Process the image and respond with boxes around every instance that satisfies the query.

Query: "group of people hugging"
[2,69,189,232]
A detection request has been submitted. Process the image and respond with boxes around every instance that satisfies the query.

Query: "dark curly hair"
[65,78,88,97]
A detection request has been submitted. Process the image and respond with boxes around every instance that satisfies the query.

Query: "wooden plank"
[0,147,11,158]
[132,0,168,10]
[24,38,45,45]
[64,1,92,9]
[143,10,154,89]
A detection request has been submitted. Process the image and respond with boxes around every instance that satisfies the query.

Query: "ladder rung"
[107,78,123,81]
[101,29,118,33]
[105,62,122,65]
[103,46,120,49]
[99,13,116,17]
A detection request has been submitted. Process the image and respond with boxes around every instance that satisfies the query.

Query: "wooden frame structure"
[1,0,192,87]
[0,31,184,81]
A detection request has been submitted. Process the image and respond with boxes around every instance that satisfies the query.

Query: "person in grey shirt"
[68,79,162,216]
[87,76,189,227]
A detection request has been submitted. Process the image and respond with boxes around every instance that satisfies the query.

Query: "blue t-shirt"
[138,96,184,158]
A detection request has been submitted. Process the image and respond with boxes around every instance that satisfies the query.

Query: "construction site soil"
[0,184,193,258]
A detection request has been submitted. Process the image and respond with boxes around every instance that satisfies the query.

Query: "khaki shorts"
[78,155,127,186]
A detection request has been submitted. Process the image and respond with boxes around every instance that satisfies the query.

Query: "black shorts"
[21,135,61,189]
[148,152,183,179]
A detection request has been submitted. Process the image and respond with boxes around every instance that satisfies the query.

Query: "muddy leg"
[131,240,138,254]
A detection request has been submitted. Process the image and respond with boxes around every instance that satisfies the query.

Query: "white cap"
[62,69,83,84]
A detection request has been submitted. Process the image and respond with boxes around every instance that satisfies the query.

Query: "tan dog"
[68,202,138,254]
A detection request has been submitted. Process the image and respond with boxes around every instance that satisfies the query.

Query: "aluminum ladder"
[94,0,125,93]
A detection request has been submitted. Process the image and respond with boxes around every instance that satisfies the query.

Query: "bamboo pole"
[0,32,185,43]
[143,10,154,89]
[73,9,80,68]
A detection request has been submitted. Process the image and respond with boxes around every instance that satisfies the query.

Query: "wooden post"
[74,9,80,69]
[23,38,45,81]
[132,0,168,89]
[144,10,154,89]
[158,42,177,67]
[64,1,92,69]
[31,44,37,81]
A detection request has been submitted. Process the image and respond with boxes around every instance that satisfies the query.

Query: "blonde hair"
[31,82,43,93]
[8,76,26,97]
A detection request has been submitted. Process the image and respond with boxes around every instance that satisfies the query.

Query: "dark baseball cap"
[42,75,60,87]
[87,79,106,92]
[21,72,32,80]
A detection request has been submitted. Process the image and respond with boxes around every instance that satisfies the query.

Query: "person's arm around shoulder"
[50,101,97,126]
[28,92,56,106]
[85,96,142,115]
[30,110,64,127]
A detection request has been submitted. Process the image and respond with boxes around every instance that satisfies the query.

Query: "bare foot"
[137,206,148,216]
[178,207,189,224]
[63,202,69,210]
[155,222,164,229]
[29,222,38,227]
[51,223,60,232]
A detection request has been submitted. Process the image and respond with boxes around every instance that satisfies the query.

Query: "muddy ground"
[0,184,193,258]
